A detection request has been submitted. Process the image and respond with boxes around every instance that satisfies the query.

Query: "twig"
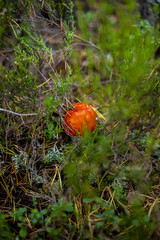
[74,34,101,50]
[0,51,10,61]
[74,34,120,77]
[0,108,38,117]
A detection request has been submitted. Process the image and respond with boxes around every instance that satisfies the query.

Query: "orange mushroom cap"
[64,102,97,137]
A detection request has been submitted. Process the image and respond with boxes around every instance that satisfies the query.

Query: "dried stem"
[0,108,38,117]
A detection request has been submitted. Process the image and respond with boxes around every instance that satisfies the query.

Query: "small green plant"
[29,208,48,225]
[119,200,154,240]
[50,63,73,96]
[43,64,73,139]
[0,213,15,240]
[10,199,74,239]
[112,171,128,201]
[11,151,29,172]
[10,208,27,239]
[63,1,76,57]
[43,146,64,164]
[43,93,60,139]
[11,151,44,184]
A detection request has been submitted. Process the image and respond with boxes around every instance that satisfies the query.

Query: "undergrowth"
[0,0,160,239]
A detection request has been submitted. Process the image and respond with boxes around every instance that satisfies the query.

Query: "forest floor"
[0,1,160,239]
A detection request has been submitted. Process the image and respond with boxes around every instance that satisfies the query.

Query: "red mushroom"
[64,102,97,137]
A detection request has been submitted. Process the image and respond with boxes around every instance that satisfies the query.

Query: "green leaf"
[19,227,27,239]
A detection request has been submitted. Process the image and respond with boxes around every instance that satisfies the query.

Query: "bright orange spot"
[64,102,97,137]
